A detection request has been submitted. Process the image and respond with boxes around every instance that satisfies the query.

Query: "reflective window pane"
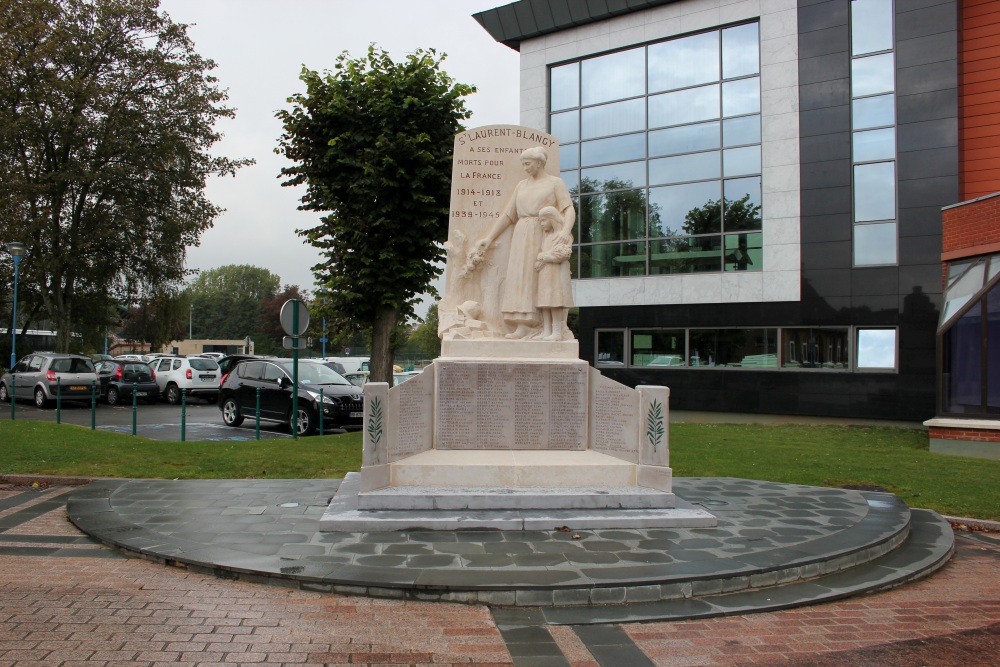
[579,190,647,243]
[551,62,579,111]
[853,127,895,162]
[581,47,645,105]
[562,169,580,195]
[648,31,719,93]
[854,161,896,222]
[723,145,760,177]
[988,283,1000,409]
[581,133,646,167]
[781,328,849,369]
[649,121,720,157]
[723,114,760,147]
[723,176,762,231]
[722,77,760,117]
[596,330,626,366]
[580,161,646,192]
[689,329,777,367]
[649,85,720,128]
[650,151,720,186]
[560,143,580,171]
[855,222,897,266]
[649,181,721,237]
[852,53,895,97]
[941,259,985,326]
[580,241,647,277]
[550,110,579,143]
[853,94,895,129]
[631,330,686,367]
[857,328,896,369]
[581,98,645,139]
[650,236,722,274]
[722,23,759,78]
[851,0,894,56]
[942,302,982,412]
[723,232,763,271]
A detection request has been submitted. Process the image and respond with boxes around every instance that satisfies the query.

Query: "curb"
[944,515,1000,533]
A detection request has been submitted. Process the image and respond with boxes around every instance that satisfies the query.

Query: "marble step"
[357,485,677,511]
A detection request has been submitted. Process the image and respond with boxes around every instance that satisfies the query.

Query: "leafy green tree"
[276,46,474,383]
[119,286,190,352]
[403,302,441,358]
[187,265,281,340]
[0,0,250,352]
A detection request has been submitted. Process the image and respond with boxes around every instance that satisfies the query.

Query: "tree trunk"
[369,304,398,384]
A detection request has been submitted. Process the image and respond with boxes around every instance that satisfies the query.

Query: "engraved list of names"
[436,361,587,450]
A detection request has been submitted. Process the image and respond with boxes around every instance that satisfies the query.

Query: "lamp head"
[6,241,26,258]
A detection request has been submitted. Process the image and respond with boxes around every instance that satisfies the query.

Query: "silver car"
[0,352,98,407]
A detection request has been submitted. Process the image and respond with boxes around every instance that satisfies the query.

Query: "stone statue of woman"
[469,147,576,339]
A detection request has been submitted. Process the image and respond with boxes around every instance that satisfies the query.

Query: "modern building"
[474,0,999,422]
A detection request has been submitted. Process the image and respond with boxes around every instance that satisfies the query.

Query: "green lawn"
[2,420,997,520]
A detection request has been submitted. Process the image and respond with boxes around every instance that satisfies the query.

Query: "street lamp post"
[189,303,193,340]
[6,242,26,369]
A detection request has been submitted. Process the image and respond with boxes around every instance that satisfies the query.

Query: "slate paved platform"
[66,476,954,618]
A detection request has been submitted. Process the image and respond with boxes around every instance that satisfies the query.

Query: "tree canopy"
[0,0,250,351]
[186,265,281,341]
[276,46,474,382]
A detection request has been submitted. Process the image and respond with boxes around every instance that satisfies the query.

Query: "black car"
[96,360,159,405]
[218,359,364,436]
[217,354,277,380]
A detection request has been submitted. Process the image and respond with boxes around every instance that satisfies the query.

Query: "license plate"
[70,385,86,391]
[349,411,363,418]
[199,375,215,382]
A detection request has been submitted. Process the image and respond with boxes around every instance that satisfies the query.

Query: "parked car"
[150,356,221,404]
[217,354,278,379]
[95,360,159,405]
[195,352,225,359]
[0,352,97,407]
[218,358,364,436]
[114,353,154,364]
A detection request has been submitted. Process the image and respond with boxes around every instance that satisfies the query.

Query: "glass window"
[581,98,645,139]
[581,47,645,105]
[172,359,182,370]
[581,133,646,167]
[560,143,580,171]
[723,232,763,271]
[596,330,626,366]
[851,0,894,56]
[550,110,579,143]
[781,328,849,369]
[854,161,896,222]
[988,283,1000,410]
[649,181,722,237]
[648,31,719,93]
[29,356,43,371]
[853,127,895,162]
[238,361,264,380]
[723,176,762,231]
[941,258,986,326]
[580,161,646,192]
[649,85,720,128]
[852,94,895,130]
[580,241,647,278]
[856,328,896,369]
[722,23,760,79]
[631,330,686,367]
[551,62,579,111]
[852,53,895,97]
[942,302,982,413]
[650,151,720,186]
[562,169,580,195]
[855,222,897,265]
[649,236,722,274]
[689,328,777,367]
[723,145,761,177]
[649,121,720,157]
[723,115,760,147]
[722,77,760,117]
[579,190,647,243]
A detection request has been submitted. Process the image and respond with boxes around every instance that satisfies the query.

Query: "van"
[320,357,370,374]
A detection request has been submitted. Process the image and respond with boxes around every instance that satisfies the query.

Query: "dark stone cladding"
[575,0,958,422]
[473,0,680,51]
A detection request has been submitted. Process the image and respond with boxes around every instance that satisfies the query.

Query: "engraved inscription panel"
[435,360,587,450]
[589,370,640,462]
[389,367,434,462]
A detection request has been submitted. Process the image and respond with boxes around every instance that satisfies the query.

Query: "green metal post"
[9,378,14,421]
[180,388,186,442]
[131,382,137,436]
[90,380,96,430]
[56,377,61,423]
[255,386,261,441]
[292,305,299,439]
[319,388,324,436]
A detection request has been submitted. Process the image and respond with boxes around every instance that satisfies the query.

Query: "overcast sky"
[158,0,520,318]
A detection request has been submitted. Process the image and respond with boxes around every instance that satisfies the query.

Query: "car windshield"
[49,358,95,373]
[287,362,351,386]
[188,359,219,371]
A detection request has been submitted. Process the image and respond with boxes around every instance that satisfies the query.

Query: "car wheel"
[106,387,120,406]
[0,382,8,403]
[34,387,49,409]
[166,384,180,405]
[222,398,244,427]
[290,405,315,436]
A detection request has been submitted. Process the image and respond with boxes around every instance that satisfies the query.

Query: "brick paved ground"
[1,484,998,666]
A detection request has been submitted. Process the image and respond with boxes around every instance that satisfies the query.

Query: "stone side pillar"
[360,382,390,492]
[637,385,672,492]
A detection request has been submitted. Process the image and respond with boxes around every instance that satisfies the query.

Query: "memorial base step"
[321,473,716,532]
[357,485,677,511]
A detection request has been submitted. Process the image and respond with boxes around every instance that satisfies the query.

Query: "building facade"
[474,0,999,421]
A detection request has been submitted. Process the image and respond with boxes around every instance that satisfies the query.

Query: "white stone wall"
[519,0,801,307]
